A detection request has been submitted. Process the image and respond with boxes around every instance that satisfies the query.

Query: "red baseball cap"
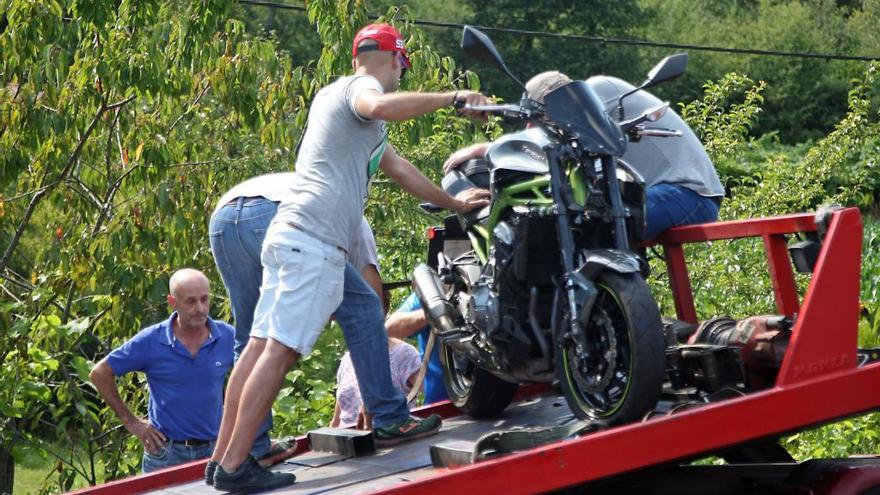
[352,23,411,69]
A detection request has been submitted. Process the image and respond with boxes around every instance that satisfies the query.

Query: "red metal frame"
[366,207,874,495]
[69,208,880,495]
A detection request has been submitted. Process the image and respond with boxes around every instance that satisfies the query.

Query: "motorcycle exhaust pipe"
[412,263,460,336]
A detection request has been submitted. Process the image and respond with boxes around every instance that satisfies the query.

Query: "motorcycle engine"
[459,283,500,336]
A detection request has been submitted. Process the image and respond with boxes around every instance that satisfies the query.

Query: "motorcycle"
[413,26,688,424]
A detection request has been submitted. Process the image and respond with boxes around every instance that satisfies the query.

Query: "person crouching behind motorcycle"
[443,71,724,239]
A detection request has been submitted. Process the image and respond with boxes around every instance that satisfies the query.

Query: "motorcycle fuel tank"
[485,127,556,175]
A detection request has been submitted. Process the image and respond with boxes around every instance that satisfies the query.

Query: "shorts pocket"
[319,258,346,299]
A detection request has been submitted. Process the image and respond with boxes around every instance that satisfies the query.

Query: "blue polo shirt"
[397,293,448,404]
[106,313,234,441]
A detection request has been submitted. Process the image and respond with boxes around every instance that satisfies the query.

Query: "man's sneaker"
[213,455,296,493]
[374,414,442,447]
[204,460,218,486]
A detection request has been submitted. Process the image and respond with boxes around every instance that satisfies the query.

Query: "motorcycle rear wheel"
[555,271,664,425]
[439,342,518,419]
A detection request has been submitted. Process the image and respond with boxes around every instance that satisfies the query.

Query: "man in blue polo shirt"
[385,292,447,405]
[89,268,234,473]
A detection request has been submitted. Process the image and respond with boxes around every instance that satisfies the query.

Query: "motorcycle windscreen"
[544,81,627,157]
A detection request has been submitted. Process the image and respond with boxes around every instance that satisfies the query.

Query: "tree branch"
[169,80,212,131]
[2,109,104,273]
[0,94,136,274]
[65,178,104,211]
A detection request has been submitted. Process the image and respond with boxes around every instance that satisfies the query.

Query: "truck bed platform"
[69,208,880,495]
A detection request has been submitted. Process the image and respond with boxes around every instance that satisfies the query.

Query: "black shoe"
[205,460,218,486]
[213,455,296,493]
[374,414,442,447]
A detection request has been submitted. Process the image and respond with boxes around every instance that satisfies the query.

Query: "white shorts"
[250,222,345,355]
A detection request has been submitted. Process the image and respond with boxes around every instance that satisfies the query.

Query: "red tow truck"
[68,207,880,495]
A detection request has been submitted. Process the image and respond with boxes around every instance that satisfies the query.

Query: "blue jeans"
[142,440,215,473]
[333,263,409,428]
[209,199,409,430]
[209,197,278,459]
[646,183,720,239]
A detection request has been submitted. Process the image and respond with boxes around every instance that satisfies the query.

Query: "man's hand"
[125,417,167,454]
[454,90,491,119]
[453,188,491,214]
[443,142,490,174]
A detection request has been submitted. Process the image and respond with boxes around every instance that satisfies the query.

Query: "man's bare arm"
[385,309,428,339]
[354,90,488,122]
[379,145,489,213]
[90,359,167,452]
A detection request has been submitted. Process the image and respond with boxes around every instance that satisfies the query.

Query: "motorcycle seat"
[441,161,492,225]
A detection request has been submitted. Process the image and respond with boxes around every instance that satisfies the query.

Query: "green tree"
[639,0,872,142]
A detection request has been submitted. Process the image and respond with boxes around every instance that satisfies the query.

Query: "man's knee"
[264,338,301,369]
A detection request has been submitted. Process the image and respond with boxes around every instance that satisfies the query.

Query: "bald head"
[167,269,211,332]
[169,268,209,298]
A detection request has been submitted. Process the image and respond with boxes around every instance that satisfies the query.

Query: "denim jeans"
[209,198,409,430]
[333,263,410,428]
[142,440,215,473]
[209,197,278,459]
[646,183,720,239]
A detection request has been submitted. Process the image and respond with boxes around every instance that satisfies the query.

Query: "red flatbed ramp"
[69,208,880,495]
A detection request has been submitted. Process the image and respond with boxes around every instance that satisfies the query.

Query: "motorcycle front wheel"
[555,271,665,425]
[439,341,518,419]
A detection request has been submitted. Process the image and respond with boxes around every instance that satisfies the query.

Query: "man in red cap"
[209,23,491,492]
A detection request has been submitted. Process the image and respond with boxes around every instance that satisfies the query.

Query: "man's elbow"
[89,362,112,385]
[364,100,403,122]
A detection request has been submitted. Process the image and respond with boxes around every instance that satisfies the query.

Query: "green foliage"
[639,0,877,142]
[679,73,766,164]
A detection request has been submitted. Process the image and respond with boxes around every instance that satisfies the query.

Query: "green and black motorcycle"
[413,27,687,424]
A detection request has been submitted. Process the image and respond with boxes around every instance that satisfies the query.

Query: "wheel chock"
[430,440,477,468]
[307,428,375,457]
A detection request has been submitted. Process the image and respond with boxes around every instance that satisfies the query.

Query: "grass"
[13,447,52,495]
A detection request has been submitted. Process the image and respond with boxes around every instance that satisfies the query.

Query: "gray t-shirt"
[273,75,387,251]
[586,76,724,198]
[348,217,379,273]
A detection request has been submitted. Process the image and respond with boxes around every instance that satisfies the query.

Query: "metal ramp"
[131,393,575,495]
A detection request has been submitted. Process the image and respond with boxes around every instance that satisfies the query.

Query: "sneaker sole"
[205,462,217,486]
[374,426,441,448]
[213,474,296,494]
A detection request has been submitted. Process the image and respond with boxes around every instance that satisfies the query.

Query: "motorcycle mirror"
[641,53,688,89]
[617,53,688,120]
[461,25,526,92]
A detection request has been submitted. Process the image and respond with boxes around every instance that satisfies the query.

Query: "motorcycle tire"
[555,270,664,425]
[439,341,518,419]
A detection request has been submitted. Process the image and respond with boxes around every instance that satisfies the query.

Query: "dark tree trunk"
[0,446,13,495]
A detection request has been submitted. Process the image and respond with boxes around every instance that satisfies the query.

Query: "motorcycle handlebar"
[461,103,532,119]
[635,128,682,138]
